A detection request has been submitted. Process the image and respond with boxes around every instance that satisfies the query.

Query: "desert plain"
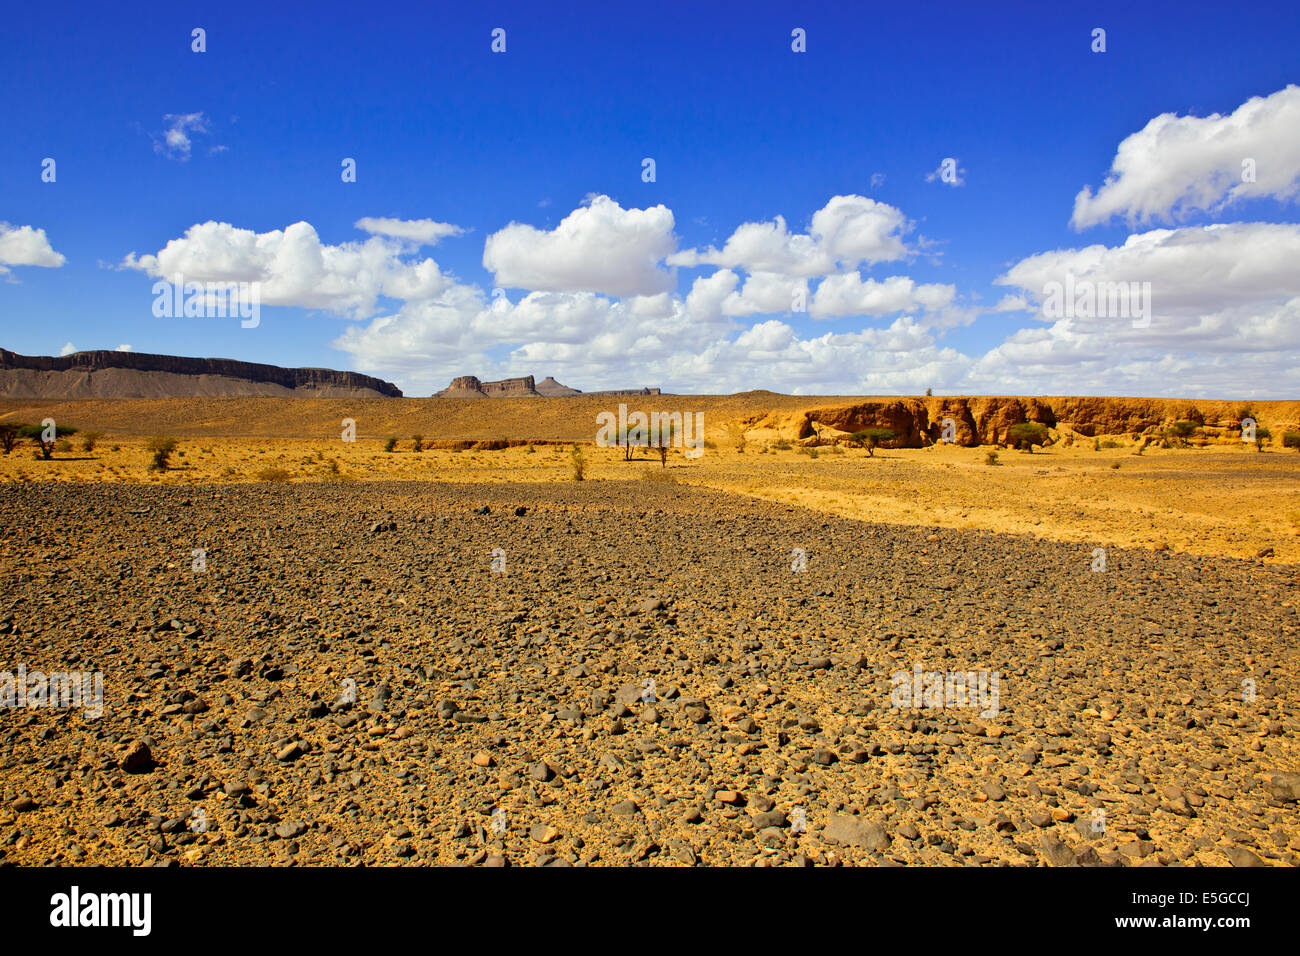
[0,393,1297,866]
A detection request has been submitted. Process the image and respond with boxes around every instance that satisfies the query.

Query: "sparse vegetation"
[254,467,292,483]
[0,425,18,455]
[146,436,178,472]
[383,437,398,453]
[80,430,104,453]
[850,427,897,457]
[411,434,424,452]
[985,450,999,466]
[570,444,586,481]
[1283,430,1300,452]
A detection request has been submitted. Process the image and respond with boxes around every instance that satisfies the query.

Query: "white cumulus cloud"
[0,223,66,273]
[1071,85,1300,229]
[483,195,677,297]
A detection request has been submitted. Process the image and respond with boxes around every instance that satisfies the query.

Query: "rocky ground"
[0,479,1297,866]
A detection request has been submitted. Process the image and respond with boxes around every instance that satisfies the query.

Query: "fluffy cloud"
[59,342,76,356]
[668,195,912,276]
[810,273,955,318]
[123,220,466,319]
[0,223,66,273]
[354,217,465,246]
[1071,85,1300,229]
[154,113,212,161]
[483,195,676,297]
[981,222,1300,394]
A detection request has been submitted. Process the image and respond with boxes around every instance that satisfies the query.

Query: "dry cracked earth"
[1,480,1298,867]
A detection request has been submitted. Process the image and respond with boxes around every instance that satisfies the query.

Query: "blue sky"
[3,0,1299,396]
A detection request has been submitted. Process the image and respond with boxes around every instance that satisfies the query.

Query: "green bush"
[1006,423,1048,453]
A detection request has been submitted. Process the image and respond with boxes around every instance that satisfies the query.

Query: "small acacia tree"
[1007,422,1048,453]
[0,424,19,455]
[851,428,896,457]
[411,434,424,453]
[1254,426,1271,452]
[21,423,77,460]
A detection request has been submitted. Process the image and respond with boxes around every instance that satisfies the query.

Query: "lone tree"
[1254,426,1271,452]
[146,436,178,472]
[1007,422,1049,453]
[21,422,77,460]
[1283,430,1300,452]
[851,428,896,457]
[655,420,674,468]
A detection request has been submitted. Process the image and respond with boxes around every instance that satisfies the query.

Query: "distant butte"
[434,374,660,398]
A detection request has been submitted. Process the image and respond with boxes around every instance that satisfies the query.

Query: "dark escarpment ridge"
[0,349,402,398]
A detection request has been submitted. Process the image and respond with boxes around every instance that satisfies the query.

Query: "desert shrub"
[570,444,586,481]
[411,434,424,452]
[55,439,71,452]
[850,427,897,457]
[0,425,18,455]
[703,440,717,450]
[824,444,845,455]
[1254,426,1271,451]
[383,437,397,453]
[1110,462,1120,469]
[80,430,104,453]
[985,450,1000,466]
[255,467,292,483]
[772,439,791,451]
[1006,423,1048,453]
[1100,439,1122,449]
[1093,438,1101,452]
[146,436,178,472]
[1168,420,1198,441]
[1282,431,1300,452]
[526,444,536,454]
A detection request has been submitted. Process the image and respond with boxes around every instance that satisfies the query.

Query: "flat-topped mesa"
[435,375,539,398]
[434,374,661,398]
[0,348,402,398]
